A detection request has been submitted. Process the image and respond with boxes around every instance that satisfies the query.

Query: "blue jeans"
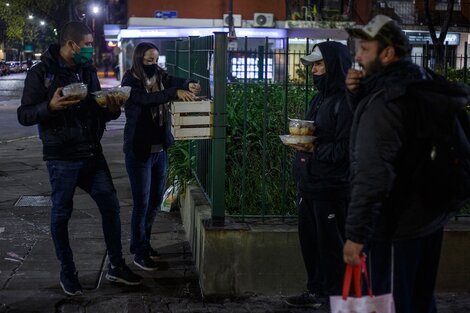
[46,154,123,272]
[125,151,168,258]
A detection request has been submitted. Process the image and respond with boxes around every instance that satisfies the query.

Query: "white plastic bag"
[160,186,174,212]
[330,255,395,313]
[330,293,395,313]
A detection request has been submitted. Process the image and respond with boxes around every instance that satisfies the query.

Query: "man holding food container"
[18,21,142,296]
[284,41,353,309]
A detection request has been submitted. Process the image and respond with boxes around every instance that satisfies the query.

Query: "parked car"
[0,61,10,76]
[6,61,21,73]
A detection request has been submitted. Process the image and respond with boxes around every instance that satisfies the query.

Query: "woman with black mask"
[121,42,200,271]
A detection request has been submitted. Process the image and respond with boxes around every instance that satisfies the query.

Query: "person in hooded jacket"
[121,42,200,271]
[343,15,470,313]
[17,21,143,296]
[285,41,353,309]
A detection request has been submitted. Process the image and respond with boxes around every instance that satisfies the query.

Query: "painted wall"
[128,0,286,20]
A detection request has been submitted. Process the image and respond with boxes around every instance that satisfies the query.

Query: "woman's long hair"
[130,42,160,82]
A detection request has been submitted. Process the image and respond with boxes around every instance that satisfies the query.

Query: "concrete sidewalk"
[0,130,325,313]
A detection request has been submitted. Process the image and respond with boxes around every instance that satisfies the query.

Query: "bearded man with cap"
[343,15,470,313]
[285,41,353,309]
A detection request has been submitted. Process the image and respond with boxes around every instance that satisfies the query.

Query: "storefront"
[404,30,463,68]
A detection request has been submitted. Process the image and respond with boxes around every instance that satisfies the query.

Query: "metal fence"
[165,35,470,224]
[166,34,228,225]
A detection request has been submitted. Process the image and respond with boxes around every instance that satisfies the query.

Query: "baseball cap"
[346,14,410,56]
[345,15,394,40]
[300,46,323,66]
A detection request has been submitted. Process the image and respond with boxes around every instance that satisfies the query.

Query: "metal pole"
[242,36,248,219]
[228,0,236,40]
[464,42,468,84]
[262,36,269,220]
[444,41,448,78]
[211,32,227,226]
[305,38,310,114]
[282,37,289,217]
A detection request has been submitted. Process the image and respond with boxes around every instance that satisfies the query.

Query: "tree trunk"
[423,0,455,72]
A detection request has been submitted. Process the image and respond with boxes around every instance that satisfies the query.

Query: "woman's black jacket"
[121,68,191,160]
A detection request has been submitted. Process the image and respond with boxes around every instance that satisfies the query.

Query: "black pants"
[366,228,443,313]
[298,195,347,296]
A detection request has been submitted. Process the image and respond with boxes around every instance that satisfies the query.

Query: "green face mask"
[72,46,93,64]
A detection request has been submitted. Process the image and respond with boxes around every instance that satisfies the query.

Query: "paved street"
[0,72,468,312]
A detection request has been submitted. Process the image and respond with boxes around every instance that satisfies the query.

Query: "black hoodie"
[17,44,120,160]
[293,41,353,198]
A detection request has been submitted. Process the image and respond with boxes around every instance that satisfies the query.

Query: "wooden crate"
[171,100,213,140]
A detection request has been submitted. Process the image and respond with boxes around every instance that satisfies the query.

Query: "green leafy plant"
[167,140,195,196]
[224,82,315,215]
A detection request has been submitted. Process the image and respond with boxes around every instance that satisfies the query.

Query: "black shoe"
[60,270,83,296]
[149,247,161,260]
[284,291,326,309]
[105,263,143,285]
[134,255,160,271]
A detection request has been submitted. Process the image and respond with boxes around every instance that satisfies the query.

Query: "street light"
[91,5,100,15]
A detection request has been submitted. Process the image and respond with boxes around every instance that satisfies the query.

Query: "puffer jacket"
[346,59,469,243]
[121,68,191,160]
[293,41,353,199]
[17,44,120,160]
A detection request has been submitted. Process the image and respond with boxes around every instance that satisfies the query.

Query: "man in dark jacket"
[343,15,470,313]
[285,41,353,309]
[17,21,142,296]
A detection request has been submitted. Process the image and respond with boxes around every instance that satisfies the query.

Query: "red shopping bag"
[329,255,395,313]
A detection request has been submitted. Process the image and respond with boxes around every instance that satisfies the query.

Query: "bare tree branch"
[439,0,455,44]
[424,0,438,44]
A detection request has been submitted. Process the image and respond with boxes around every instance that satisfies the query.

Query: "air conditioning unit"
[223,14,242,27]
[253,13,274,27]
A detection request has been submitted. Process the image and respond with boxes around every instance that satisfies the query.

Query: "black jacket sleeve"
[121,71,191,108]
[346,97,405,243]
[17,65,59,126]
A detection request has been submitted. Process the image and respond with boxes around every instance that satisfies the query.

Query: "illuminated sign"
[118,28,287,40]
[404,31,460,45]
[155,11,177,18]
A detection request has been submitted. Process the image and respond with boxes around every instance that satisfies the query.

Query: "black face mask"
[312,74,327,91]
[143,64,157,77]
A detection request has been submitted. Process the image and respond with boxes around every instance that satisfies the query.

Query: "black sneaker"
[284,291,326,308]
[134,255,160,271]
[60,270,83,296]
[105,263,143,285]
[149,247,161,260]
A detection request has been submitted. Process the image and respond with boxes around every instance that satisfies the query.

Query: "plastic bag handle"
[341,254,373,300]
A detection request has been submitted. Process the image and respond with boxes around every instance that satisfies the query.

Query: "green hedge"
[225,83,314,215]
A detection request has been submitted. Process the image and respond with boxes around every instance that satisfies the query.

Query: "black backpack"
[402,76,470,213]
